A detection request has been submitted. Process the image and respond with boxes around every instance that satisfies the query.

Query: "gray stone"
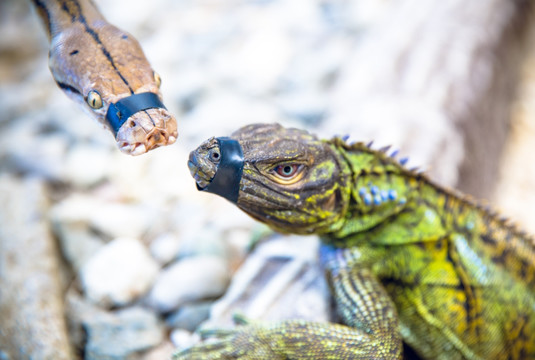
[165,301,213,332]
[148,255,230,313]
[84,306,164,360]
[81,237,160,307]
[53,221,105,271]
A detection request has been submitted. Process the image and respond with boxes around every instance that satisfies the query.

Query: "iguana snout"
[189,136,244,203]
[188,136,220,190]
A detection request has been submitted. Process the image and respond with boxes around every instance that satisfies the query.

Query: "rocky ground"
[1,0,534,359]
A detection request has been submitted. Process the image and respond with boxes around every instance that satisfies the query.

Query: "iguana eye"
[275,164,299,177]
[87,90,103,109]
[209,149,221,163]
[271,164,305,185]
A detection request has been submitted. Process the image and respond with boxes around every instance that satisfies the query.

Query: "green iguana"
[178,123,535,359]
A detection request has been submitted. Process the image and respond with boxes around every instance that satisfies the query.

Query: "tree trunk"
[324,0,534,199]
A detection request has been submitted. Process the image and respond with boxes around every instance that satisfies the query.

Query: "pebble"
[169,329,200,351]
[63,144,111,188]
[177,226,228,258]
[148,255,230,313]
[51,195,154,239]
[54,222,105,271]
[150,232,181,265]
[81,237,159,307]
[84,306,164,360]
[165,301,213,332]
[90,202,155,239]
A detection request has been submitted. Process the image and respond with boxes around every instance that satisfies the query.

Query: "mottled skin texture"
[180,123,535,359]
[31,0,178,155]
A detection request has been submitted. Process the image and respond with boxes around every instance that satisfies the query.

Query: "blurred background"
[1,0,534,358]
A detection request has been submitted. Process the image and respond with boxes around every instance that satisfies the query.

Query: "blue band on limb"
[106,92,166,136]
[198,137,244,204]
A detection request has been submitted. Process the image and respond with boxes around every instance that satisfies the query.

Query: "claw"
[232,312,252,325]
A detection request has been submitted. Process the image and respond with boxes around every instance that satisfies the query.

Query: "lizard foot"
[173,314,284,360]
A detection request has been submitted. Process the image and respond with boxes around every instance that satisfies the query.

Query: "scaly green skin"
[179,123,535,359]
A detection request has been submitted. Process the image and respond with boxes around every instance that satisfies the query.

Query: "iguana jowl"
[180,123,535,359]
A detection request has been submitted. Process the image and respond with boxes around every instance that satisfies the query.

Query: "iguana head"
[188,123,351,234]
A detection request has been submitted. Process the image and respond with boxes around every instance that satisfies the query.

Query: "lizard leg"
[323,246,403,359]
[174,251,403,360]
[173,316,400,360]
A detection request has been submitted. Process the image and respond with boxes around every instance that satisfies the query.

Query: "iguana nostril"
[188,152,198,165]
[187,161,198,177]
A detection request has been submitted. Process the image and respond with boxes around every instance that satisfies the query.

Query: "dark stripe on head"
[57,81,82,95]
[58,0,134,94]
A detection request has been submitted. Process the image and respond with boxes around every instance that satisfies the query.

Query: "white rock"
[169,328,200,351]
[90,202,154,239]
[51,195,154,239]
[178,226,228,258]
[81,238,159,307]
[63,144,111,188]
[148,255,230,313]
[150,233,181,265]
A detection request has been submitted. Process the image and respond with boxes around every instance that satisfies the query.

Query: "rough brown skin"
[181,123,535,359]
[31,0,178,155]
